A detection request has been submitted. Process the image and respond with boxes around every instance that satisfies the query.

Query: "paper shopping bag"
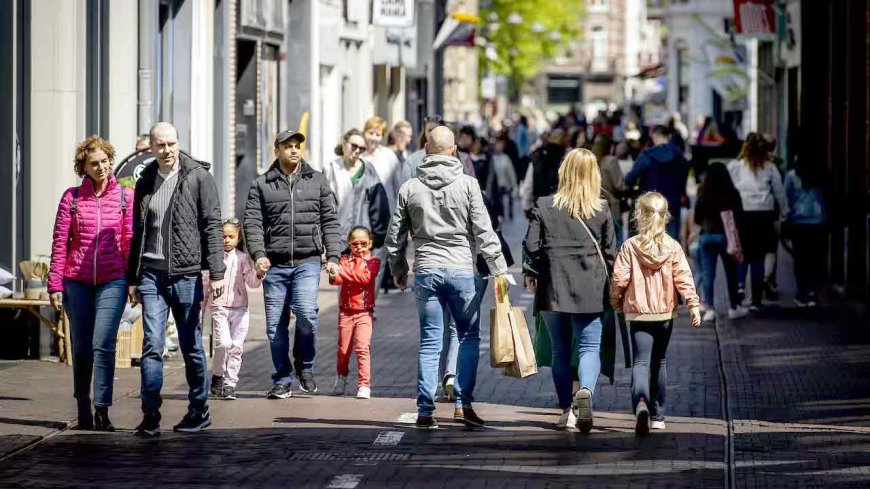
[502,307,538,378]
[490,278,515,367]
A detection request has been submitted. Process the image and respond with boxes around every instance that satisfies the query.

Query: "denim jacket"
[785,170,825,225]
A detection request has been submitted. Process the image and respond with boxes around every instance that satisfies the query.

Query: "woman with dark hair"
[784,155,827,307]
[727,133,788,310]
[695,162,748,321]
[48,135,134,431]
[323,129,391,253]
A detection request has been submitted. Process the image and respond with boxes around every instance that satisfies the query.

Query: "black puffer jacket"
[128,153,226,283]
[244,160,341,266]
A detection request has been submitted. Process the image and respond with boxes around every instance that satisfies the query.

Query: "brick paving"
[0,212,866,487]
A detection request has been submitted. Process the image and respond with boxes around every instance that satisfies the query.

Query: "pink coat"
[48,175,134,293]
[203,249,262,308]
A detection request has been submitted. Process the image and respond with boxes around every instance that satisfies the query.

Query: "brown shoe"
[415,415,438,430]
[455,407,486,428]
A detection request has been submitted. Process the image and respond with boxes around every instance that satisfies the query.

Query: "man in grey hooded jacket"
[386,126,509,429]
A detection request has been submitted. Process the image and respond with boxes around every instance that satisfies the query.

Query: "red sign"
[733,0,775,37]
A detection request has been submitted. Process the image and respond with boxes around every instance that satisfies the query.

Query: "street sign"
[372,0,415,27]
[733,0,776,39]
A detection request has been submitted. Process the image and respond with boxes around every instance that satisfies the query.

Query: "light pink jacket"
[48,175,134,293]
[203,249,262,308]
[610,235,700,321]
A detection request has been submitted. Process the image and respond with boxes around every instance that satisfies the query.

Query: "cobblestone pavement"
[0,211,867,488]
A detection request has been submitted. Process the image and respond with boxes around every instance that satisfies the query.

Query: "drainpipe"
[138,0,157,134]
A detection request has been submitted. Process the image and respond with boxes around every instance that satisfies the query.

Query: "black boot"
[76,400,94,430]
[94,406,115,432]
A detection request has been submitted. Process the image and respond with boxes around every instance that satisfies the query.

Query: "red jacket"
[48,175,134,293]
[329,253,381,312]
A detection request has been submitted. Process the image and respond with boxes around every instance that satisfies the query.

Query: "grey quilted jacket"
[128,153,226,283]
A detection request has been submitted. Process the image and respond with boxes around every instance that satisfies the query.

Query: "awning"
[432,12,479,50]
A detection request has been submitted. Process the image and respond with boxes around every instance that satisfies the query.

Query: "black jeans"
[630,320,673,420]
[790,223,827,300]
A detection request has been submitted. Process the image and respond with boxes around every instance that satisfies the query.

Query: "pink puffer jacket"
[48,175,134,293]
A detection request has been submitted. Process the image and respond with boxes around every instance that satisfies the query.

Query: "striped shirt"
[142,169,179,270]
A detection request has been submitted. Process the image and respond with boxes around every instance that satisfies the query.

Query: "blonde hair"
[552,148,605,220]
[363,116,388,135]
[633,192,671,257]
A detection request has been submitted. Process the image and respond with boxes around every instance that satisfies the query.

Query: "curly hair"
[74,135,116,178]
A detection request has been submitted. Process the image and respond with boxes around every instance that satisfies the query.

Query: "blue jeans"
[439,309,459,381]
[138,269,207,414]
[263,262,321,386]
[541,312,603,409]
[62,278,127,407]
[699,233,740,308]
[414,269,486,416]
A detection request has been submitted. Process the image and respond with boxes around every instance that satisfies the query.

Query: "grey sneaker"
[220,385,236,400]
[299,372,317,393]
[210,375,224,397]
[266,383,292,399]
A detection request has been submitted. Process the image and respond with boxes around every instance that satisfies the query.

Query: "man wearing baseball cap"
[244,129,341,398]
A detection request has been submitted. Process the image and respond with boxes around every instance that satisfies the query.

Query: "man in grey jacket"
[386,126,509,430]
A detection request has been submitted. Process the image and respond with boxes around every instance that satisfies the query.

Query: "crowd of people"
[46,107,824,437]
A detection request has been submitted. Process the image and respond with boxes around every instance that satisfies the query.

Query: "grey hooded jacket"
[385,154,508,277]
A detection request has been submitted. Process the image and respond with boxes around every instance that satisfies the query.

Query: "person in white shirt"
[727,133,788,310]
[361,116,403,214]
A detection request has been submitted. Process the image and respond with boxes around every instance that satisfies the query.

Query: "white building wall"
[29,0,87,258]
[189,0,215,164]
[108,0,139,153]
[663,1,732,128]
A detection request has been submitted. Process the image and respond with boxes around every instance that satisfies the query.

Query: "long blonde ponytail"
[633,192,670,257]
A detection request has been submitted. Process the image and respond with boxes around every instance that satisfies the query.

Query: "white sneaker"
[555,410,576,430]
[728,306,749,320]
[702,310,716,322]
[650,420,666,430]
[356,386,371,399]
[333,375,347,396]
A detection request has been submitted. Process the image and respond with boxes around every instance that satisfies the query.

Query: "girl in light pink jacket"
[610,192,701,437]
[203,218,261,400]
[48,135,134,432]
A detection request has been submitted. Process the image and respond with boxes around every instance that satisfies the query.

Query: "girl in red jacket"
[329,226,381,399]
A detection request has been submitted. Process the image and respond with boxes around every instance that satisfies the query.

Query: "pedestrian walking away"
[610,192,701,436]
[204,219,262,401]
[623,126,689,239]
[48,135,134,432]
[524,148,617,433]
[385,126,509,430]
[244,129,342,399]
[727,133,788,310]
[128,122,227,436]
[695,162,748,321]
[329,227,381,399]
[784,156,827,307]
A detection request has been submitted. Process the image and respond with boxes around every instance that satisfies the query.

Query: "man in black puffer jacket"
[244,130,341,399]
[128,122,226,436]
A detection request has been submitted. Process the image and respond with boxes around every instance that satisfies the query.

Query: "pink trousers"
[209,306,250,387]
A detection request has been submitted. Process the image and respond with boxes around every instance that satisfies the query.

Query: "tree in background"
[479,0,585,102]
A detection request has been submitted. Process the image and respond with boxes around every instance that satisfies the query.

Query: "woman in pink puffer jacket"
[48,135,134,432]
